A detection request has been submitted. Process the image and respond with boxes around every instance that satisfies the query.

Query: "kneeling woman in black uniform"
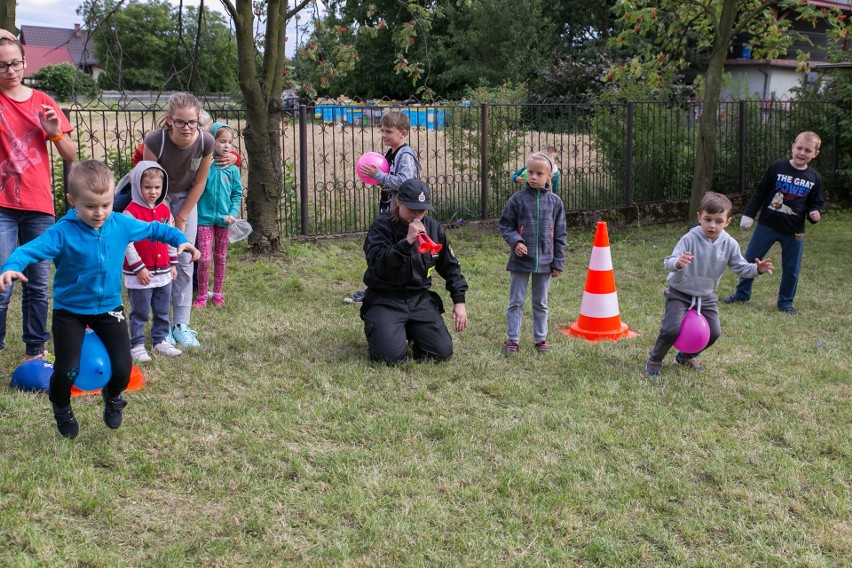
[360,179,468,363]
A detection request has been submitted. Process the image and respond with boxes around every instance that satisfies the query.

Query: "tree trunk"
[688,0,739,223]
[0,0,18,35]
[226,0,290,254]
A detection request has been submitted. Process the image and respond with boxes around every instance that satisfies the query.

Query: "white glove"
[740,215,754,230]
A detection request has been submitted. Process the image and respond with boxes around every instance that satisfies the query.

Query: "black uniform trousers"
[362,291,453,363]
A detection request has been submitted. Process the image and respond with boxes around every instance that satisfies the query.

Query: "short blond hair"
[379,110,410,133]
[140,167,165,183]
[795,131,821,150]
[67,160,114,198]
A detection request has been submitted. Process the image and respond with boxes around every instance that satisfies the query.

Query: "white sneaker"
[153,341,182,357]
[131,344,152,362]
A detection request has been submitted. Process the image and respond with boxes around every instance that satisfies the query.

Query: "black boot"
[102,391,128,429]
[52,404,79,438]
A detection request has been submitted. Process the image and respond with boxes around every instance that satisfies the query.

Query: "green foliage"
[83,0,239,94]
[1,215,851,565]
[446,82,528,216]
[592,102,695,203]
[31,63,100,101]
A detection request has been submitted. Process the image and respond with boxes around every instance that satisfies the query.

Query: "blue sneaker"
[171,324,200,348]
[343,290,365,304]
[645,358,662,377]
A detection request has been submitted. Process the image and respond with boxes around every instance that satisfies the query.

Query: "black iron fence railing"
[50,99,844,237]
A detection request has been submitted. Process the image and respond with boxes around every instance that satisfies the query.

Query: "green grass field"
[1,212,849,566]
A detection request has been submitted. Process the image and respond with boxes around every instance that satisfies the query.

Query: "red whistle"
[417,232,443,255]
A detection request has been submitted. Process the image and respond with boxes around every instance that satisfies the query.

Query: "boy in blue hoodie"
[0,160,199,438]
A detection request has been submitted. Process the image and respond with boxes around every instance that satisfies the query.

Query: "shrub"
[31,63,100,102]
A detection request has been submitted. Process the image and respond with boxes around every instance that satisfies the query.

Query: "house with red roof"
[722,0,851,98]
[19,24,101,81]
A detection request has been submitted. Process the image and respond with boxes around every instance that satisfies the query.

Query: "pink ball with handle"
[673,309,711,353]
[357,152,389,185]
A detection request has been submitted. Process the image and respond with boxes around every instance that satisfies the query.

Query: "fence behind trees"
[53,98,844,237]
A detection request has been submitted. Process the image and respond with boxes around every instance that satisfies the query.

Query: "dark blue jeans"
[128,283,173,347]
[733,223,804,309]
[0,207,53,354]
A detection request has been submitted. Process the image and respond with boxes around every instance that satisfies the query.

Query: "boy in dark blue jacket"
[499,152,567,354]
[0,160,199,438]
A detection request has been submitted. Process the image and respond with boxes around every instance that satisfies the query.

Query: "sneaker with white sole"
[154,341,182,357]
[171,324,200,348]
[130,344,152,363]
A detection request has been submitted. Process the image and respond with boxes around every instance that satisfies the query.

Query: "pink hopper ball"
[673,309,711,353]
[357,152,389,185]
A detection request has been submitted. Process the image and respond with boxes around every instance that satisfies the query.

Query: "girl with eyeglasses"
[0,30,77,362]
[142,92,214,349]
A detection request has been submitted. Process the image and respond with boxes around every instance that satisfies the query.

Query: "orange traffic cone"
[71,365,145,397]
[563,221,637,342]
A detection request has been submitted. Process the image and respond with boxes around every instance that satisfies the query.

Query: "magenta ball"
[673,309,711,353]
[356,152,389,185]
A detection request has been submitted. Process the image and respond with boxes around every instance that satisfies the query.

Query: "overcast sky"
[15,0,303,57]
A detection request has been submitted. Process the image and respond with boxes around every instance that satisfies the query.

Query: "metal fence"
[54,98,843,237]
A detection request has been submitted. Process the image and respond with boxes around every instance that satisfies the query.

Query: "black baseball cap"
[397,179,435,211]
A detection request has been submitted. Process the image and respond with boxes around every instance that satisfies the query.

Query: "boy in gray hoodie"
[121,161,182,362]
[499,152,567,354]
[645,192,774,376]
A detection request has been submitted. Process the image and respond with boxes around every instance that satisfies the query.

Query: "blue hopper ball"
[10,359,54,392]
[74,328,112,391]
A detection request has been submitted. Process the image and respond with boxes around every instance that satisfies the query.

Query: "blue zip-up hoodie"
[499,184,567,273]
[1,209,189,314]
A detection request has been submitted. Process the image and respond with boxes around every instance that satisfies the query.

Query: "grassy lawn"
[1,212,849,566]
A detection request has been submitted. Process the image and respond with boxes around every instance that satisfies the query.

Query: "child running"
[722,131,824,315]
[122,161,183,361]
[0,160,199,438]
[645,192,774,377]
[499,151,567,354]
[193,122,243,308]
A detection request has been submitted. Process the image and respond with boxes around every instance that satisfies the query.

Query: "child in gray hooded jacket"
[646,192,774,376]
[499,152,567,354]
[122,161,182,362]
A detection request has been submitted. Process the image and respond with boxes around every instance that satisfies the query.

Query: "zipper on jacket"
[534,190,540,272]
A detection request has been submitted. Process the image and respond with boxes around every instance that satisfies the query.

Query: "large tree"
[607,0,849,219]
[218,0,311,253]
[0,0,16,35]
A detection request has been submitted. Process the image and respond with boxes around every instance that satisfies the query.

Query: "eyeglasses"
[171,118,199,129]
[0,60,24,73]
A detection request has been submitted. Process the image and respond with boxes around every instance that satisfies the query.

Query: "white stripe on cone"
[579,291,621,318]
[588,246,613,271]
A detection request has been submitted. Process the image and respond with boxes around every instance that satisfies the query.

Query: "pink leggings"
[196,225,230,297]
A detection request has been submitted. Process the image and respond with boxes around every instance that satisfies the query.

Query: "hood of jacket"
[130,160,169,208]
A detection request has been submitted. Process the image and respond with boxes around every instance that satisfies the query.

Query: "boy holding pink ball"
[645,192,774,377]
[345,110,421,304]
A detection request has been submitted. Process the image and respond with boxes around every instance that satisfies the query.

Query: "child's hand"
[178,242,201,261]
[223,215,236,225]
[809,210,821,222]
[675,252,694,269]
[360,163,379,178]
[137,268,152,286]
[170,266,177,280]
[755,257,774,275]
[514,242,527,257]
[514,176,525,184]
[38,105,62,139]
[0,270,26,292]
[551,268,562,278]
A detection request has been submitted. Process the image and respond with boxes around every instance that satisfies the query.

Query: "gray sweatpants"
[507,271,551,342]
[648,287,721,362]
